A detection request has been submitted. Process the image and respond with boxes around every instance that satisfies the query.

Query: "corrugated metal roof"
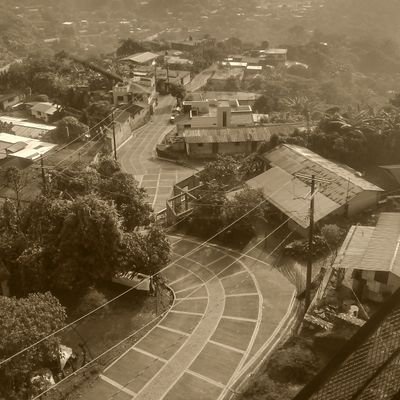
[0,132,56,160]
[334,213,400,277]
[245,167,339,228]
[183,124,304,144]
[121,52,159,64]
[264,144,383,206]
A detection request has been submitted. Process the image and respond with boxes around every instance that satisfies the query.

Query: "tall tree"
[0,293,66,400]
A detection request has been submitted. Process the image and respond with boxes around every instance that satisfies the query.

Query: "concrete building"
[31,102,59,123]
[113,72,156,107]
[244,144,383,235]
[182,124,304,159]
[156,69,191,93]
[176,98,254,131]
[333,213,400,302]
[259,48,288,66]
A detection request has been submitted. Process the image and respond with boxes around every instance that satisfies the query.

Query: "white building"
[177,98,254,131]
[31,102,59,123]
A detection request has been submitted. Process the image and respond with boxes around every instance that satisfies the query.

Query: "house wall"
[358,270,400,302]
[348,190,380,217]
[190,116,218,129]
[31,110,50,123]
[186,141,253,159]
[186,143,213,158]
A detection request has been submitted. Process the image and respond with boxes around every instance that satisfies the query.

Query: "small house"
[333,213,400,302]
[31,102,59,123]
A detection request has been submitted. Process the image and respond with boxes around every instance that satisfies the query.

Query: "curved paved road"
[82,236,296,400]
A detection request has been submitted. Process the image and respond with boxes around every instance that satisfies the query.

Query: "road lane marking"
[158,325,190,337]
[170,310,204,317]
[185,369,225,389]
[221,315,258,323]
[208,340,245,355]
[100,374,137,397]
[132,347,168,363]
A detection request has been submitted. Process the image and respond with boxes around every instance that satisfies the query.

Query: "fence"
[293,288,400,400]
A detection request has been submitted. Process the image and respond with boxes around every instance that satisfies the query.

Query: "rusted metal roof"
[334,213,400,277]
[246,167,338,229]
[264,144,383,206]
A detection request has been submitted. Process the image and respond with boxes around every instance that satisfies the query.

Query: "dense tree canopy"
[0,157,169,296]
[0,292,66,400]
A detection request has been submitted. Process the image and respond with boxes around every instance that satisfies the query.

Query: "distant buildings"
[221,48,288,70]
[120,51,161,67]
[113,69,156,108]
[0,116,56,139]
[176,97,254,131]
[334,213,400,303]
[31,102,59,123]
[0,132,56,162]
[0,93,25,111]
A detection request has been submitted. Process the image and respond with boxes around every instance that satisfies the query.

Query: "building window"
[222,111,227,127]
[235,142,241,146]
[117,96,124,102]
[184,124,191,128]
[375,271,389,284]
[197,143,204,147]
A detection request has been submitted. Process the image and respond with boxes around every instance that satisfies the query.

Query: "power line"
[0,179,293,368]
[104,230,295,400]
[32,217,294,400]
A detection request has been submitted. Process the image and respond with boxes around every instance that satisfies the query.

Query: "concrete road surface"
[117,95,193,212]
[81,236,297,400]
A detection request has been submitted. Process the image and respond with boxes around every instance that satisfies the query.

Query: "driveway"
[117,96,193,212]
[81,236,297,400]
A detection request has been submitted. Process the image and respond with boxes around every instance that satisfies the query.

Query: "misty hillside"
[313,0,400,43]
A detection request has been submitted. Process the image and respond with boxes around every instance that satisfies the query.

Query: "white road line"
[225,292,258,298]
[158,325,190,337]
[185,369,225,389]
[132,347,168,363]
[170,310,204,317]
[181,296,208,300]
[208,340,245,355]
[100,374,137,397]
[168,272,193,286]
[221,315,258,323]
[219,270,247,280]
[174,283,204,294]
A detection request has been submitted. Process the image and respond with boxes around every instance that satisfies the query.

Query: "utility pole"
[111,111,117,161]
[294,173,332,311]
[40,156,47,194]
[305,174,315,311]
[165,51,170,92]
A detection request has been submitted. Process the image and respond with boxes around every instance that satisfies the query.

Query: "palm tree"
[282,96,322,143]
